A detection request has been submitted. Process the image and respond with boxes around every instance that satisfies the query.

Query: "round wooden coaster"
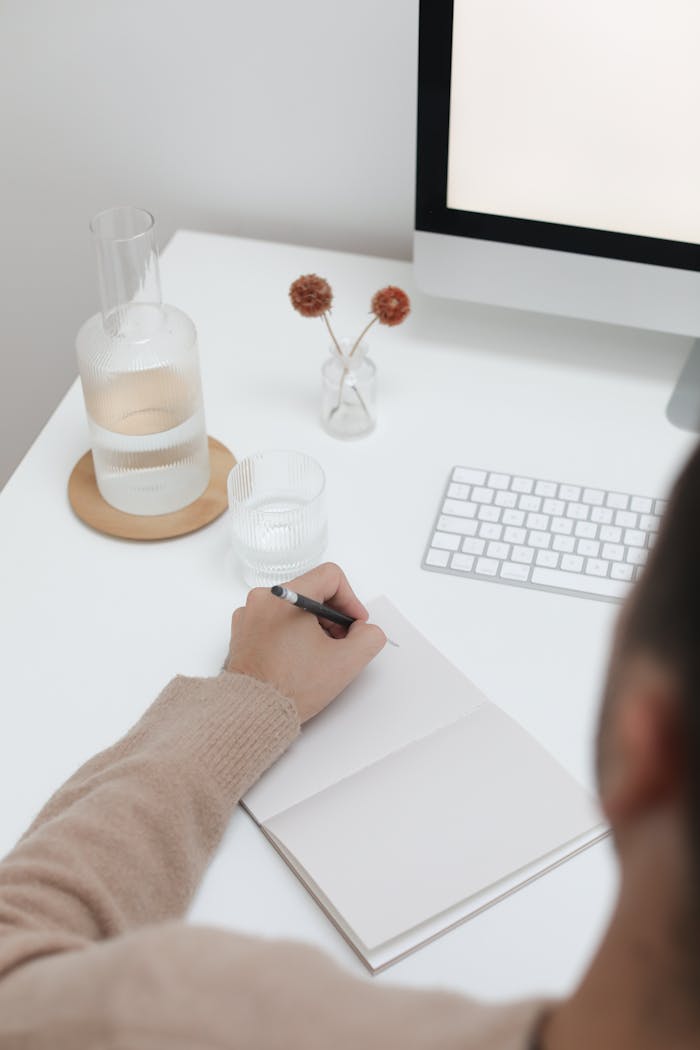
[68,436,236,541]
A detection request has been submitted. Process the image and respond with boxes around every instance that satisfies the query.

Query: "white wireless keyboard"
[422,466,666,603]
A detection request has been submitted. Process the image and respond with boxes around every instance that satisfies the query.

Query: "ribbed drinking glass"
[227,451,327,586]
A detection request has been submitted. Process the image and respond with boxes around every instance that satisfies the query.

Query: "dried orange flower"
[289,274,333,318]
[371,286,411,326]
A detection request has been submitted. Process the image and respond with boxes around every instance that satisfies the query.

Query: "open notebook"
[242,596,606,973]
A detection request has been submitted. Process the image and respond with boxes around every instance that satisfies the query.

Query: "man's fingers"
[287,563,369,622]
[345,620,386,661]
[320,619,347,639]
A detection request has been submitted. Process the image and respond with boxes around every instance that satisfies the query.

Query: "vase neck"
[330,337,369,369]
[91,206,164,339]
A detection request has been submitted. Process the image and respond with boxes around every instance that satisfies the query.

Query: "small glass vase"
[321,338,377,439]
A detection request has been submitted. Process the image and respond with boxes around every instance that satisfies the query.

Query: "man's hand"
[225,563,386,723]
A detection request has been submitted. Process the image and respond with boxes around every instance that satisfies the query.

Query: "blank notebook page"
[244,596,486,823]
[244,597,602,954]
[265,704,599,949]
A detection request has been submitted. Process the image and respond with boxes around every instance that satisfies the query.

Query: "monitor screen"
[417,0,700,272]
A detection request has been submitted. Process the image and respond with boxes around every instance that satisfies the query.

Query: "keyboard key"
[559,484,581,501]
[600,524,622,543]
[479,522,503,540]
[574,521,597,539]
[566,502,589,520]
[501,561,531,582]
[432,531,460,551]
[443,498,478,518]
[495,490,518,508]
[535,480,557,497]
[582,488,605,505]
[512,545,535,564]
[624,528,646,548]
[532,566,629,599]
[654,499,668,516]
[529,531,551,549]
[438,514,478,535]
[586,558,610,577]
[611,561,634,581]
[536,549,559,568]
[502,509,525,526]
[476,557,498,576]
[478,505,501,522]
[453,467,486,484]
[551,517,573,535]
[561,554,584,572]
[488,472,511,489]
[426,548,450,567]
[577,538,600,558]
[526,512,548,531]
[451,552,475,572]
[627,547,647,566]
[591,506,613,524]
[504,526,527,544]
[631,495,653,513]
[487,541,510,560]
[542,498,565,516]
[462,537,486,555]
[448,482,470,500]
[471,486,494,504]
[512,476,534,493]
[607,492,628,510]
[519,494,541,512]
[634,566,645,581]
[602,543,624,562]
[615,510,638,529]
[553,534,575,553]
[639,513,660,532]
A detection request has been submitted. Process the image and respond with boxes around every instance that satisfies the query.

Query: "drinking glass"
[227,451,327,586]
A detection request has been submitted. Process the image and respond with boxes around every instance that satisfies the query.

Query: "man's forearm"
[0,672,299,978]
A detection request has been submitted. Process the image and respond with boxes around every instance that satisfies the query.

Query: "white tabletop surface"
[0,230,696,1002]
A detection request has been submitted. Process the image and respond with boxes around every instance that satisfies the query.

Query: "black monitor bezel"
[416,0,700,273]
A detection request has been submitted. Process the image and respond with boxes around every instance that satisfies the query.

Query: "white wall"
[0,0,418,488]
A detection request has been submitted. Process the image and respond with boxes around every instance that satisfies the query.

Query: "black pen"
[270,586,398,645]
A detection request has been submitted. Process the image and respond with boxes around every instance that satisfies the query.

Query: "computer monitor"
[414,0,700,430]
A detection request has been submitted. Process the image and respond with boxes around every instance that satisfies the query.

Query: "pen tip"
[271,585,284,596]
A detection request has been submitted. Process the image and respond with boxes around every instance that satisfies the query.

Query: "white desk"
[0,231,696,1001]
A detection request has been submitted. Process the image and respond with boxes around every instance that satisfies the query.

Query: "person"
[1,449,699,1050]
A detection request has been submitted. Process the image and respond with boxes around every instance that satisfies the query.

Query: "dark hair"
[620,443,700,852]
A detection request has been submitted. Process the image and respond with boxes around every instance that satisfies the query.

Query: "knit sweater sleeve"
[0,673,548,1050]
[0,672,300,979]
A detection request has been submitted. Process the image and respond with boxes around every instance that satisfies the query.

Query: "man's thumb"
[346,619,386,660]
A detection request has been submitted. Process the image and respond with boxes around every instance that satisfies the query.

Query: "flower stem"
[329,365,371,423]
[352,380,371,418]
[322,312,343,357]
[330,366,349,418]
[349,316,377,357]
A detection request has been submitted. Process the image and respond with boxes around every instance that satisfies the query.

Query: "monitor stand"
[667,340,700,433]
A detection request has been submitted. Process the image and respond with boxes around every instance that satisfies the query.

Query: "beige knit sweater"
[0,672,546,1049]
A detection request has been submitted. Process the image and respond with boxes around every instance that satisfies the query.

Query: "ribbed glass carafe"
[76,207,210,515]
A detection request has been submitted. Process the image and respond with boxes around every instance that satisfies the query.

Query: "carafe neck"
[91,206,164,339]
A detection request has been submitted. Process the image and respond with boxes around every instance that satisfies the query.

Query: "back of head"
[618,442,700,867]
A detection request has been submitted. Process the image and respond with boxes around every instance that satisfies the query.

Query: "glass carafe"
[76,207,210,515]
